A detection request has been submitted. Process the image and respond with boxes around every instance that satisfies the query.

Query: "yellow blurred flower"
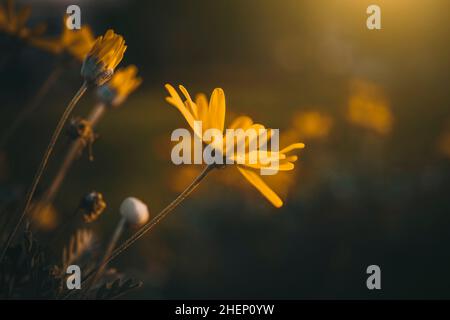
[347,79,393,135]
[0,0,45,39]
[437,131,450,159]
[81,29,127,86]
[97,65,142,107]
[292,111,333,139]
[30,18,95,62]
[31,202,58,231]
[165,84,305,208]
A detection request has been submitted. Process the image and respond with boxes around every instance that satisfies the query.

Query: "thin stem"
[86,103,107,127]
[102,164,214,267]
[82,217,126,298]
[40,103,107,206]
[0,82,88,263]
[103,217,127,271]
[0,65,64,149]
[68,164,215,298]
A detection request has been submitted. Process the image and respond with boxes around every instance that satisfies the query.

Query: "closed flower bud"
[81,29,126,86]
[120,197,149,227]
[66,117,97,160]
[79,191,107,223]
[67,117,95,142]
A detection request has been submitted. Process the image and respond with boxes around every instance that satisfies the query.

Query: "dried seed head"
[67,117,97,161]
[67,117,95,141]
[79,191,106,223]
[120,197,149,228]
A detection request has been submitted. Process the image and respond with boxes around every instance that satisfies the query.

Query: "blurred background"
[1,0,450,298]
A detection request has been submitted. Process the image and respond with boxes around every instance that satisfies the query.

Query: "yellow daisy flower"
[0,0,45,39]
[97,65,142,107]
[165,84,304,208]
[292,111,333,139]
[347,79,393,135]
[226,116,304,207]
[30,18,95,62]
[81,29,127,86]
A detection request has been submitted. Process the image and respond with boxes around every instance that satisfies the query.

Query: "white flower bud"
[120,197,149,227]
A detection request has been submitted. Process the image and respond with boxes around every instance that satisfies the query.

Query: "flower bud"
[81,29,126,86]
[120,197,149,227]
[79,191,107,223]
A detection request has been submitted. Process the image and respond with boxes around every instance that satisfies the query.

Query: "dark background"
[1,0,450,298]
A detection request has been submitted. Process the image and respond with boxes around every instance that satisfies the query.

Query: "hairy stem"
[0,82,88,262]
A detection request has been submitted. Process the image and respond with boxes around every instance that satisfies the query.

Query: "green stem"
[0,82,88,263]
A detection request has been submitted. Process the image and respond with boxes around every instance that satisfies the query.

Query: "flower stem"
[40,103,107,206]
[0,65,63,149]
[0,82,88,263]
[82,216,126,298]
[71,164,215,296]
[104,164,214,263]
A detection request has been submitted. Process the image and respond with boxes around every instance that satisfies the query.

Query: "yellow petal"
[165,84,196,133]
[228,116,253,130]
[235,150,286,163]
[195,93,210,128]
[209,88,225,132]
[241,161,294,171]
[258,127,274,148]
[280,143,305,154]
[285,155,298,162]
[245,124,265,149]
[237,167,283,208]
[179,85,198,119]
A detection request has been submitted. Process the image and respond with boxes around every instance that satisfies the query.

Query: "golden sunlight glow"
[438,130,450,159]
[31,202,58,231]
[347,79,393,135]
[107,65,142,105]
[30,22,95,61]
[292,111,333,139]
